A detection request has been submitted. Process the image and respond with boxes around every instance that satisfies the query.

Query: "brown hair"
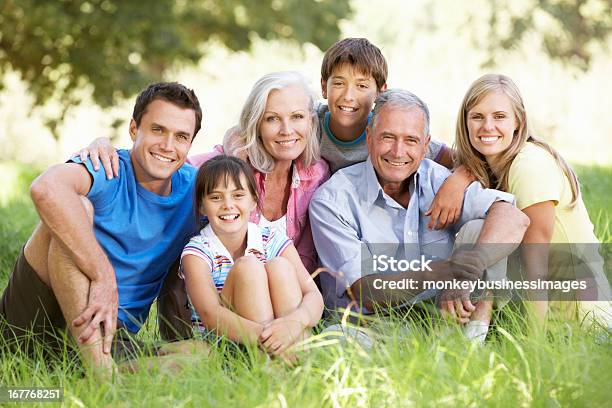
[132,82,203,140]
[194,155,259,227]
[321,38,388,90]
[454,74,580,207]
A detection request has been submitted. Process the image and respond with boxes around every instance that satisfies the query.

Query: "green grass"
[0,162,610,407]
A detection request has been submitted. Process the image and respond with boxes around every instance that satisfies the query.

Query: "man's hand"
[258,317,305,356]
[73,276,118,354]
[438,288,475,324]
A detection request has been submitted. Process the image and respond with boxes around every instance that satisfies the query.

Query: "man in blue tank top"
[0,82,202,375]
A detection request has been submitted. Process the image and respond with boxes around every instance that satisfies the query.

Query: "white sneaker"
[322,324,374,350]
[463,320,489,345]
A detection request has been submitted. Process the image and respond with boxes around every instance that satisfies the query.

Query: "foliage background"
[1,0,611,167]
[0,1,611,405]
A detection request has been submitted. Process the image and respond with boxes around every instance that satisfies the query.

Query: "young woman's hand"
[259,317,305,355]
[426,165,475,230]
[73,137,119,180]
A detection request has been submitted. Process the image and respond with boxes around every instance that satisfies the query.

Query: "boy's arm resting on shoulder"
[182,255,263,344]
[30,162,118,347]
[434,144,455,169]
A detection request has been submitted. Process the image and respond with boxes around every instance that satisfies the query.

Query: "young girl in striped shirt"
[180,155,323,357]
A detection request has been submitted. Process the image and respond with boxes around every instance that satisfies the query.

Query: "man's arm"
[30,163,112,281]
[309,195,363,299]
[452,201,530,280]
[309,195,461,311]
[30,162,118,350]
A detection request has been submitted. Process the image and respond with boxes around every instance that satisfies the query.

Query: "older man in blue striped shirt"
[310,89,529,341]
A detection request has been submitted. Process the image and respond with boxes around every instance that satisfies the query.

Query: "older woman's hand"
[73,137,119,180]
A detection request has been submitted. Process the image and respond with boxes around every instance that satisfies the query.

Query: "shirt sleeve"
[186,145,224,168]
[309,194,365,297]
[457,182,516,229]
[508,147,563,210]
[69,155,119,210]
[426,138,446,161]
[265,227,292,260]
[180,236,214,279]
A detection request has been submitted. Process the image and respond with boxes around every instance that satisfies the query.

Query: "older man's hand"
[429,254,483,283]
[449,249,487,282]
[438,288,475,324]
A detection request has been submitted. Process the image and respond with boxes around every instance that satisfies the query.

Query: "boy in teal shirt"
[317,37,453,173]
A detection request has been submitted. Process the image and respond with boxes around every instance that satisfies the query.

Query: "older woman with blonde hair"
[454,73,611,326]
[188,71,330,272]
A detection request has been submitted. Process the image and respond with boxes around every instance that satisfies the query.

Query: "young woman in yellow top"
[453,73,610,326]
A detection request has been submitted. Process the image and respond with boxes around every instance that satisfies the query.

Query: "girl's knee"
[230,256,266,281]
[266,257,295,275]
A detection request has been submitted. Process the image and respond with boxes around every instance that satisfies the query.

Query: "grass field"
[0,162,610,407]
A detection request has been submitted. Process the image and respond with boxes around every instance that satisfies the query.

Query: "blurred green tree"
[483,0,612,69]
[0,0,351,137]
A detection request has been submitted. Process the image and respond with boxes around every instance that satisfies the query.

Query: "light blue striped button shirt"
[309,157,515,311]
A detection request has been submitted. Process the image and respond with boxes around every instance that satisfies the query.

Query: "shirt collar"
[291,162,301,188]
[324,111,372,146]
[364,157,382,205]
[200,222,264,261]
[257,161,305,186]
[364,156,422,206]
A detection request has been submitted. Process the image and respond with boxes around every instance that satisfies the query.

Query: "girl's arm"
[182,255,264,343]
[426,164,476,230]
[519,201,556,322]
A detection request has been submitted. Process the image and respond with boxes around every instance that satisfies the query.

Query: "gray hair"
[226,71,320,173]
[370,89,430,137]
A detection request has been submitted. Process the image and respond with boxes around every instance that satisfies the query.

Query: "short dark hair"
[194,155,259,228]
[321,38,388,90]
[132,82,203,140]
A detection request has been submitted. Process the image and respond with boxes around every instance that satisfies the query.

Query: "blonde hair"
[224,71,320,173]
[454,73,580,207]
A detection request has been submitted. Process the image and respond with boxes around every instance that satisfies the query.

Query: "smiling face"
[367,105,430,191]
[258,84,310,166]
[129,99,196,195]
[322,63,384,141]
[200,173,257,240]
[466,90,518,164]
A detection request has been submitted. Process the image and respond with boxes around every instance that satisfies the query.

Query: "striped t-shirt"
[180,223,291,328]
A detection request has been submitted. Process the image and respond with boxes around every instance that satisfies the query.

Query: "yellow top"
[508,142,598,244]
